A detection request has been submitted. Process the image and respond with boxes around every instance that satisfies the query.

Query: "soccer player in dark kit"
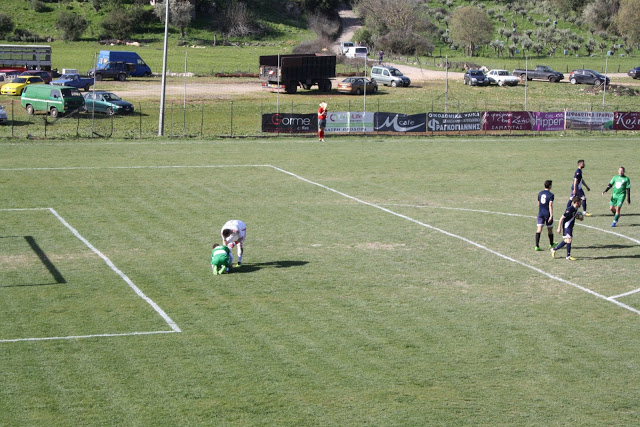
[552,196,584,261]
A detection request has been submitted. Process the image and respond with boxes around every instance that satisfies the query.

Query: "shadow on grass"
[230,260,308,273]
[579,243,637,250]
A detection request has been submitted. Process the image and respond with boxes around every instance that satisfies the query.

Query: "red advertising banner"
[482,111,535,131]
[613,112,640,131]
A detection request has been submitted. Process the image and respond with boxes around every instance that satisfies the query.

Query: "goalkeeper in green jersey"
[602,166,631,227]
[211,243,232,275]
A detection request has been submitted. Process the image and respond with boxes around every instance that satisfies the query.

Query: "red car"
[19,70,52,84]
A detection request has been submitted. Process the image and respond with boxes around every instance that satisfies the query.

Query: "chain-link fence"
[1,95,639,139]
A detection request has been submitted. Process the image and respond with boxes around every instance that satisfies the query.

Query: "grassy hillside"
[0,0,638,75]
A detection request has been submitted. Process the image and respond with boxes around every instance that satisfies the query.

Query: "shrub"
[56,11,88,41]
[101,9,135,40]
[0,13,15,39]
[29,0,48,13]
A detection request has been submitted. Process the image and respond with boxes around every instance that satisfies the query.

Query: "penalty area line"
[48,208,181,333]
[270,166,640,317]
[0,330,178,344]
[384,203,640,246]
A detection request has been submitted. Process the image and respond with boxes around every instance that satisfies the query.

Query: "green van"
[21,85,85,118]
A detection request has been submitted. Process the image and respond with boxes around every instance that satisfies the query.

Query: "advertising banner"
[565,111,614,131]
[262,113,316,133]
[534,112,565,131]
[427,112,481,132]
[326,111,374,133]
[374,112,427,132]
[482,111,535,131]
[613,112,640,131]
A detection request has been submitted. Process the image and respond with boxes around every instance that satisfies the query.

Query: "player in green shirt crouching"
[211,243,232,275]
[602,166,631,227]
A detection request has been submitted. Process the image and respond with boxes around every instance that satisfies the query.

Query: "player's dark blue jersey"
[538,189,554,217]
[561,205,580,230]
[571,168,583,191]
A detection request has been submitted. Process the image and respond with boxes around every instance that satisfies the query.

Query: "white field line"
[383,203,640,246]
[269,166,640,316]
[0,165,269,172]
[0,330,177,344]
[383,203,640,300]
[48,208,181,333]
[0,207,181,343]
[2,165,639,312]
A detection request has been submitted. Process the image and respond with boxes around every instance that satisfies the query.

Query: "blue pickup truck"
[50,74,94,92]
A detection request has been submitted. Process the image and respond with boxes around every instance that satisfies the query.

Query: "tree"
[449,6,493,57]
[154,0,195,38]
[101,9,135,40]
[549,0,590,14]
[0,13,14,39]
[215,0,258,38]
[585,38,597,55]
[582,0,619,32]
[56,11,88,41]
[355,0,437,55]
[616,0,640,46]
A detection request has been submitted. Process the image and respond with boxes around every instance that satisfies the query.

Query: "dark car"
[628,66,640,79]
[87,62,134,81]
[337,77,378,95]
[569,69,610,86]
[464,69,489,86]
[19,70,52,84]
[82,91,134,115]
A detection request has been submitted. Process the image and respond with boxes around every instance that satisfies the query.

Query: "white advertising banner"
[326,111,374,133]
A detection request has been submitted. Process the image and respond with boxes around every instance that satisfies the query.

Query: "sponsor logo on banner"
[565,111,614,131]
[613,112,640,130]
[534,112,565,131]
[427,112,481,132]
[326,111,374,132]
[374,113,427,132]
[482,111,535,130]
[262,113,317,133]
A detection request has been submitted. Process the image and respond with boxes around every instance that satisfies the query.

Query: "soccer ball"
[577,212,584,220]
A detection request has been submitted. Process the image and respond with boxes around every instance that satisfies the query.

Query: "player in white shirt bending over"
[221,220,246,266]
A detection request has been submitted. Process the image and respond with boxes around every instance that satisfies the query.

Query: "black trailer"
[259,54,336,94]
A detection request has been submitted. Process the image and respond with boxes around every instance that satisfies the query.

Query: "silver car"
[370,66,411,87]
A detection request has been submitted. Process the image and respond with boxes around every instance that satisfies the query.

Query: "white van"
[338,41,354,55]
[344,46,369,59]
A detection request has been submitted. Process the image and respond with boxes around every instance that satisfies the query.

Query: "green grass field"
[2,135,640,425]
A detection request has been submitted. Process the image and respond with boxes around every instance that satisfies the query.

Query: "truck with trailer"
[512,65,564,82]
[259,54,336,94]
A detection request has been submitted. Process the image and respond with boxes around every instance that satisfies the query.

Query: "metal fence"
[1,96,639,139]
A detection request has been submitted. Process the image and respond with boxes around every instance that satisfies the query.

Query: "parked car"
[627,66,640,79]
[83,91,134,115]
[463,69,490,86]
[0,104,7,124]
[0,76,45,96]
[19,70,52,84]
[512,65,564,82]
[569,69,609,86]
[51,74,94,91]
[21,84,85,118]
[337,77,378,95]
[87,62,133,81]
[370,65,410,87]
[486,69,519,86]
